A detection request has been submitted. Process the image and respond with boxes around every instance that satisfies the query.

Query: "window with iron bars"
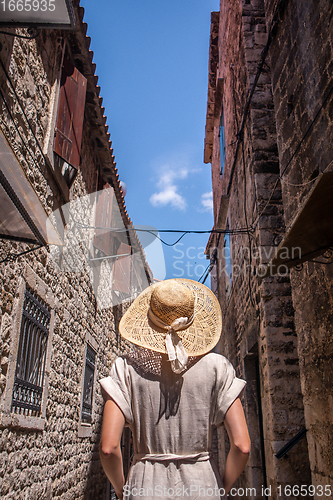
[11,286,51,417]
[81,343,96,424]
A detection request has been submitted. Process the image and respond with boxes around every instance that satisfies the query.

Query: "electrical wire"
[252,142,333,233]
[198,237,221,284]
[0,57,66,203]
[280,176,319,187]
[251,81,333,230]
[241,138,255,308]
[0,27,39,39]
[221,0,333,237]
[226,0,291,197]
[0,243,45,264]
[69,219,252,248]
[231,63,256,307]
[280,83,333,180]
[197,0,291,289]
[197,260,213,284]
[0,87,45,181]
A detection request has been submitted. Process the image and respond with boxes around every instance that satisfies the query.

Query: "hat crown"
[150,281,195,326]
[119,278,222,357]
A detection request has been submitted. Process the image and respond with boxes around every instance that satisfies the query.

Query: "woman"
[99,279,250,499]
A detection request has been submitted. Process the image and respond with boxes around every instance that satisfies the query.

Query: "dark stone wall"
[265,0,333,490]
[208,0,314,497]
[265,0,333,223]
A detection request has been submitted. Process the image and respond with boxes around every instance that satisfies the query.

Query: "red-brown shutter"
[113,242,131,294]
[93,184,115,256]
[54,58,87,168]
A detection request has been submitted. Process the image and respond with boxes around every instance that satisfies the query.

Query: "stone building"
[0,2,151,499]
[204,0,333,499]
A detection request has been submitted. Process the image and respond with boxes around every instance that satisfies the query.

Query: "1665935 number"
[1,0,55,12]
[277,485,332,496]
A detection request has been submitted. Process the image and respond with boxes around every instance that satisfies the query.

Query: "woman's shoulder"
[192,352,237,380]
[199,352,231,367]
[113,351,233,379]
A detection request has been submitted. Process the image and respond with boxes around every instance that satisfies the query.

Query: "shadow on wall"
[83,413,106,500]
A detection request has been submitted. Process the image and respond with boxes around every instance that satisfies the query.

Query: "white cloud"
[200,191,213,212]
[150,165,188,211]
[149,146,206,212]
[150,186,187,210]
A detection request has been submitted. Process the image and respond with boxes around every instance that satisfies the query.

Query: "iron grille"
[81,343,96,423]
[11,286,51,417]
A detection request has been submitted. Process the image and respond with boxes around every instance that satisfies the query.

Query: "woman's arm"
[222,397,251,495]
[100,397,126,500]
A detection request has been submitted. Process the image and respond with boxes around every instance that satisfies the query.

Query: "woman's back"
[99,279,250,500]
[102,352,245,456]
[100,351,246,499]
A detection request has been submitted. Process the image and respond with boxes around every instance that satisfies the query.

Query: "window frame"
[0,266,55,430]
[223,219,233,297]
[219,109,226,178]
[53,56,87,171]
[42,44,87,200]
[81,343,96,424]
[11,285,51,417]
[78,332,98,438]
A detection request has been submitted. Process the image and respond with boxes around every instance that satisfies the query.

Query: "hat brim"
[119,279,222,356]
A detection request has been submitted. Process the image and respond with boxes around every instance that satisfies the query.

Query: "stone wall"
[205,0,314,498]
[0,12,139,500]
[265,0,333,493]
[0,260,122,499]
[265,0,333,222]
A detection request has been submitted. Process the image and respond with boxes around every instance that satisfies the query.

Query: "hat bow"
[148,309,194,374]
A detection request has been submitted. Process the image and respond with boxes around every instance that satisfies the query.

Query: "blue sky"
[80,0,219,282]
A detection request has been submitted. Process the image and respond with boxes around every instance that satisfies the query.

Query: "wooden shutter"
[113,242,131,294]
[93,184,115,256]
[54,58,87,168]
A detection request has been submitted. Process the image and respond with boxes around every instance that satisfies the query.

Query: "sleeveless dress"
[99,352,246,500]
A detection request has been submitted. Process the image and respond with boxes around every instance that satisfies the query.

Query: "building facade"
[0,2,151,498]
[204,1,333,499]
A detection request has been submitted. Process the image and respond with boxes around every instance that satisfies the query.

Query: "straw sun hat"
[119,279,222,373]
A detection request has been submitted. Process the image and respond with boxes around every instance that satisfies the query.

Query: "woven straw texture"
[150,281,195,326]
[119,279,222,356]
[122,348,201,377]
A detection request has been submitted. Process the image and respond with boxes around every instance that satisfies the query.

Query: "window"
[93,184,132,301]
[224,220,232,296]
[219,110,226,177]
[53,57,87,187]
[113,242,132,298]
[93,184,116,258]
[1,269,55,430]
[11,286,51,417]
[54,152,78,188]
[81,344,96,424]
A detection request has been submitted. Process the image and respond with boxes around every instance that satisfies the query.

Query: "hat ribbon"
[148,309,194,374]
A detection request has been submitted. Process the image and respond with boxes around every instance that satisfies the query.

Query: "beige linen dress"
[99,352,246,500]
